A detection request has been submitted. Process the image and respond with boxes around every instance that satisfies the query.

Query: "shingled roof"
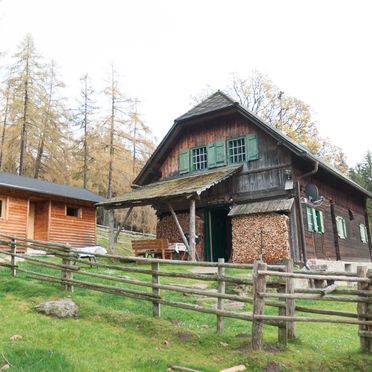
[134,91,372,199]
[176,91,236,121]
[0,172,105,203]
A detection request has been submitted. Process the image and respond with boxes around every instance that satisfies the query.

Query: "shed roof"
[0,172,105,203]
[228,198,294,217]
[98,165,242,209]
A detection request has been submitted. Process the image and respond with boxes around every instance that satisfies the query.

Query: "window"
[360,224,368,244]
[191,146,207,171]
[0,198,7,219]
[336,216,347,239]
[306,206,324,233]
[66,206,82,217]
[228,138,246,163]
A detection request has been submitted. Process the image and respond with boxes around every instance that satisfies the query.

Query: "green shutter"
[246,134,259,161]
[306,207,314,232]
[207,143,216,168]
[360,224,366,243]
[312,208,319,232]
[215,141,226,167]
[179,149,190,174]
[336,216,345,239]
[318,210,325,233]
[342,218,347,238]
[207,141,226,168]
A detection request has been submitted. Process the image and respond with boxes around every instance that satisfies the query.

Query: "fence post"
[217,258,225,333]
[366,269,372,352]
[10,236,16,277]
[277,281,287,348]
[61,244,74,292]
[286,259,295,339]
[152,262,160,317]
[357,266,368,352]
[252,260,267,350]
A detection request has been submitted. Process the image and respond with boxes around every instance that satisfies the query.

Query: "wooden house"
[99,91,372,265]
[0,172,104,250]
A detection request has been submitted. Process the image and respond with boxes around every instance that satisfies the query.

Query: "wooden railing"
[0,233,371,353]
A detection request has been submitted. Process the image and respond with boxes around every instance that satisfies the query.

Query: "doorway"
[204,206,232,262]
[27,202,36,240]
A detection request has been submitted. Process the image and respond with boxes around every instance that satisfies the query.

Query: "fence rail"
[0,233,371,353]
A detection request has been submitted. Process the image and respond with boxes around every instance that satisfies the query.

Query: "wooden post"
[357,266,368,352]
[108,209,115,253]
[286,259,295,339]
[152,262,160,317]
[189,198,196,261]
[366,269,372,352]
[61,245,74,292]
[252,260,267,350]
[278,283,287,348]
[167,203,190,251]
[217,258,225,333]
[10,236,16,277]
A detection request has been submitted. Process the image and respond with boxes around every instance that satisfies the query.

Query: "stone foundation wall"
[232,213,290,263]
[156,212,204,260]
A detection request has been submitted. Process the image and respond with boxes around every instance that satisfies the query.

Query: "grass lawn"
[0,231,371,371]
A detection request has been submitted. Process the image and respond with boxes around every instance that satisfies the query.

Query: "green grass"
[0,248,371,371]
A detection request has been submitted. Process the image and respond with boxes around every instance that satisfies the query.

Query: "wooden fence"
[0,233,371,352]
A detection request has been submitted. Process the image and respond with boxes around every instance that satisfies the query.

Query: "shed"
[0,172,104,250]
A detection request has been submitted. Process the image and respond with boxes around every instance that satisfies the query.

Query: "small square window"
[228,138,246,163]
[191,147,207,171]
[66,206,82,217]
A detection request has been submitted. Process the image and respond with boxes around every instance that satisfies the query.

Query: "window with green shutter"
[191,146,207,171]
[228,137,246,163]
[336,216,347,239]
[179,149,190,174]
[306,206,324,233]
[360,224,368,244]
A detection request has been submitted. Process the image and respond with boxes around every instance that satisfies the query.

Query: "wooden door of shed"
[27,202,35,240]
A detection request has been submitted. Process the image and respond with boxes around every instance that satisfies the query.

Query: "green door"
[204,206,231,262]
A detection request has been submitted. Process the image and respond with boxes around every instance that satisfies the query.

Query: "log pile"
[231,213,289,263]
[156,212,204,260]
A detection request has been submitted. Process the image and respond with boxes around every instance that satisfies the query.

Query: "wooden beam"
[167,203,190,251]
[114,207,133,243]
[189,198,196,261]
[108,209,115,253]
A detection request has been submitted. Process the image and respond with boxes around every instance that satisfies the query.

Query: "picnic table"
[132,239,188,260]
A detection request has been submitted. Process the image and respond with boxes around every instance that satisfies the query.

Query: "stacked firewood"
[232,213,289,263]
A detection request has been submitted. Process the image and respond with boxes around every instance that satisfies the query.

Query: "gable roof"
[135,91,372,199]
[0,172,105,203]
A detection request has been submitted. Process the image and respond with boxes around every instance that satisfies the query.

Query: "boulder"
[35,298,79,318]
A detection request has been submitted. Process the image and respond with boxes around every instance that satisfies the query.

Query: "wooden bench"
[132,239,173,259]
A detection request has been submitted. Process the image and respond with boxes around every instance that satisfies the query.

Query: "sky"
[0,0,371,166]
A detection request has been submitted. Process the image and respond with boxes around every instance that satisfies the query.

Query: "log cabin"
[99,91,372,266]
[0,172,104,251]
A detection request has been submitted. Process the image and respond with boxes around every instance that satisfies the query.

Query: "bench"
[132,239,173,259]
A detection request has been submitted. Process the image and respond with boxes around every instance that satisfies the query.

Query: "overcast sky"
[0,0,371,166]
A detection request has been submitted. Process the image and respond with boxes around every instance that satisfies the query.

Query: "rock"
[220,365,246,372]
[35,298,79,318]
[10,335,23,341]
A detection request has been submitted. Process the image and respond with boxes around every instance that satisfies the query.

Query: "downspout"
[296,161,319,268]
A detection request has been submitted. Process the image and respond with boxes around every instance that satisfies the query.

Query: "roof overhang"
[228,198,294,217]
[98,165,242,209]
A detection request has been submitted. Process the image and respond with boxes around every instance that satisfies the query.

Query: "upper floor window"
[336,216,347,239]
[228,138,246,163]
[360,224,368,244]
[192,146,207,171]
[178,133,259,175]
[306,206,324,233]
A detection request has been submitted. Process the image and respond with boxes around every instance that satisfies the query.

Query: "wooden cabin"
[0,172,104,250]
[99,91,372,265]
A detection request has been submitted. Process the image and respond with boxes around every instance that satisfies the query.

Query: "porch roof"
[228,198,294,217]
[98,165,242,209]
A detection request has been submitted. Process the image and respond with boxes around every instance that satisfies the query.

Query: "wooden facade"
[103,91,372,264]
[0,182,102,250]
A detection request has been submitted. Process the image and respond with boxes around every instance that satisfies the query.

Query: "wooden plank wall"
[0,196,28,237]
[295,167,370,261]
[48,201,97,247]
